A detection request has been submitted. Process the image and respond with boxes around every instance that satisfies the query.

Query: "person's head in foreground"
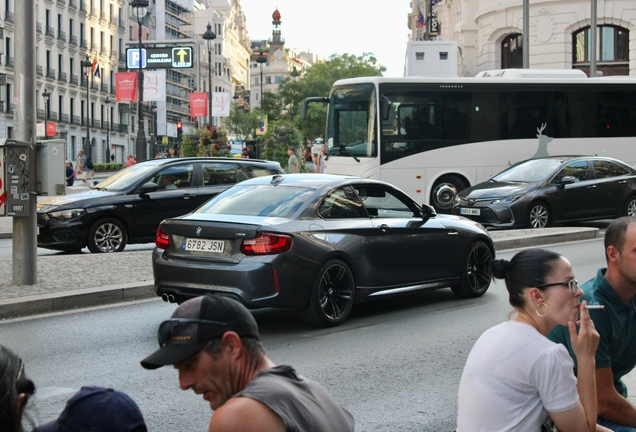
[33,386,147,432]
[0,345,35,432]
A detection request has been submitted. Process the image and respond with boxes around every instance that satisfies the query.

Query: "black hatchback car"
[453,156,636,229]
[37,157,285,253]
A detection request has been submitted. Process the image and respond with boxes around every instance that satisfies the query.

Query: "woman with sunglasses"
[0,344,35,432]
[456,248,611,432]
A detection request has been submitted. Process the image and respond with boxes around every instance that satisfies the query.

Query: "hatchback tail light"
[240,233,292,256]
[155,226,170,249]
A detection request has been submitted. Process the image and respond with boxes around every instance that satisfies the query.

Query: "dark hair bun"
[491,259,509,280]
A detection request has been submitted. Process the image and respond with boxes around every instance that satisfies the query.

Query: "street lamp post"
[131,0,149,162]
[202,22,216,127]
[81,56,92,159]
[42,89,50,120]
[256,52,267,108]
[105,96,111,162]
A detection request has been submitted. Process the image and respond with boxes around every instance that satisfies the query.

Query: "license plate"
[460,208,480,216]
[183,238,225,253]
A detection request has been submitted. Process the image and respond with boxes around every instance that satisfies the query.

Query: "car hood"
[460,181,537,199]
[37,189,121,211]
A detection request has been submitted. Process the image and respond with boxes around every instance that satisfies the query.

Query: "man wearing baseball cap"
[141,294,354,431]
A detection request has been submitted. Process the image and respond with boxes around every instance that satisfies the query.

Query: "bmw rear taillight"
[155,226,170,249]
[240,233,292,256]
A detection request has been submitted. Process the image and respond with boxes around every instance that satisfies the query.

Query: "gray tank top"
[235,365,354,432]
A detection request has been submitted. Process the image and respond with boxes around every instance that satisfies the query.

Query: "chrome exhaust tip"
[168,294,175,303]
[161,293,170,302]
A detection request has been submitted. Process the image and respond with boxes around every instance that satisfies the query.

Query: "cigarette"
[586,305,605,309]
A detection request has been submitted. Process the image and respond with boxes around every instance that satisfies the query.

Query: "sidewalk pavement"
[2,217,636,403]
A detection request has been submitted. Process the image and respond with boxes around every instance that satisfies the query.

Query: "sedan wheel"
[88,218,128,253]
[625,196,636,217]
[451,241,492,298]
[528,203,550,229]
[299,259,355,327]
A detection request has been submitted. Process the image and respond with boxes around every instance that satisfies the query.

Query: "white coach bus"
[303,69,636,212]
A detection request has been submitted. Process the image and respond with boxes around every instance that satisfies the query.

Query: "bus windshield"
[326,83,377,157]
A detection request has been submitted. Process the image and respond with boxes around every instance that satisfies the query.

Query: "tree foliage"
[179,125,231,157]
[224,103,260,144]
[277,52,386,140]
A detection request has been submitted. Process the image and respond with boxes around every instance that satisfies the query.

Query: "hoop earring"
[536,302,548,317]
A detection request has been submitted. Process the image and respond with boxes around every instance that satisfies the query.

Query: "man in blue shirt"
[549,217,636,431]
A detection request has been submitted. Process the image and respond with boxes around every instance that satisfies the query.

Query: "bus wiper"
[325,146,359,163]
[341,149,360,162]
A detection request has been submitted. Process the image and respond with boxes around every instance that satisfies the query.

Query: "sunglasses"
[537,279,579,295]
[157,319,227,347]
[16,357,24,382]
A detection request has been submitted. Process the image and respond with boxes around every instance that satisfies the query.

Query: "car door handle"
[587,185,596,189]
[378,224,391,232]
[618,180,627,184]
[447,231,458,236]
[182,194,196,199]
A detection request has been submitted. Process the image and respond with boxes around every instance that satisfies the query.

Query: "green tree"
[278,52,386,139]
[261,118,305,171]
[224,103,260,145]
[258,91,283,123]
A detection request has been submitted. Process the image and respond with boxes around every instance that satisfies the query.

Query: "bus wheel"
[527,202,550,229]
[431,175,467,214]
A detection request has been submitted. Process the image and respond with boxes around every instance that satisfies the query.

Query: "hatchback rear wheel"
[299,259,355,327]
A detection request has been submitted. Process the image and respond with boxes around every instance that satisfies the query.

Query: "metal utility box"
[0,138,31,217]
[36,139,67,196]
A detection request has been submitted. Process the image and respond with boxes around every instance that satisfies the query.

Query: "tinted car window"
[318,187,366,219]
[196,185,313,218]
[94,163,159,191]
[493,159,562,182]
[148,164,194,189]
[245,165,287,177]
[593,160,631,178]
[553,160,589,182]
[202,163,238,185]
[354,186,417,218]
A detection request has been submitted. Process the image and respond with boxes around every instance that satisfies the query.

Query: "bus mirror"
[302,97,329,120]
[380,96,392,121]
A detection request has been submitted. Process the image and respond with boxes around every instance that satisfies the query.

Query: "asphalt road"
[2,237,607,431]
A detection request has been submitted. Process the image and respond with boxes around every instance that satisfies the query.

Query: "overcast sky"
[239,0,413,77]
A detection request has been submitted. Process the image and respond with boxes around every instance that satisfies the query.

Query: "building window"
[573,25,629,76]
[501,33,523,69]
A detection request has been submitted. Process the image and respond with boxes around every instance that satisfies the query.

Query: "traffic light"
[177,122,183,138]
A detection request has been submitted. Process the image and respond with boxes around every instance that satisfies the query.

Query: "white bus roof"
[333,71,636,86]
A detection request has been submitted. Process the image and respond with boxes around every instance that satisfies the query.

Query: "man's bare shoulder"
[209,396,285,432]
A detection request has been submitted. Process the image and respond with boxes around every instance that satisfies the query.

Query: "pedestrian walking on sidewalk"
[457,248,610,432]
[65,161,74,186]
[141,295,354,432]
[0,344,36,432]
[550,217,636,431]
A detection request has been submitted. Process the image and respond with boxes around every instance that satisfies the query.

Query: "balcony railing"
[5,11,14,24]
[118,124,128,133]
[37,109,45,120]
[100,46,107,55]
[91,8,98,18]
[60,113,69,123]
[91,43,98,52]
[80,39,88,49]
[6,57,14,68]
[100,83,108,93]
[91,82,98,91]
[70,35,78,46]
[70,74,78,85]
[69,0,77,11]
[58,71,67,83]
[81,76,89,86]
[80,1,87,13]
[36,65,43,76]
[36,23,42,34]
[110,50,117,59]
[72,115,81,125]
[46,26,55,38]
[57,30,66,42]
[57,0,66,5]
[46,68,56,79]
[119,52,126,62]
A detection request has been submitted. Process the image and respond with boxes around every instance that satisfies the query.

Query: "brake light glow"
[240,233,292,256]
[155,226,170,249]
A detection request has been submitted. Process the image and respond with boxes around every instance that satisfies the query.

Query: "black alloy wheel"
[528,202,550,229]
[299,259,355,327]
[451,240,493,298]
[87,218,128,253]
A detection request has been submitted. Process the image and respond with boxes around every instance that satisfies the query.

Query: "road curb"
[491,227,599,251]
[0,282,156,319]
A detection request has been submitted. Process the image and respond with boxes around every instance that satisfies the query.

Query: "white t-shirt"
[457,321,579,432]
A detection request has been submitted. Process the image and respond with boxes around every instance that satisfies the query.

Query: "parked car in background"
[453,156,636,229]
[37,157,285,253]
[152,174,495,327]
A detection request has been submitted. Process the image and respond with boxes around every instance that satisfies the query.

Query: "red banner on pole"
[45,122,56,137]
[116,72,138,102]
[190,92,208,117]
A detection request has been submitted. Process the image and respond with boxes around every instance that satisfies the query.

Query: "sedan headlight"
[47,209,86,220]
[493,196,521,204]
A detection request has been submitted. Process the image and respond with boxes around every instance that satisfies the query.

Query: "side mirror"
[139,182,159,195]
[560,176,577,186]
[420,203,436,220]
[380,95,392,121]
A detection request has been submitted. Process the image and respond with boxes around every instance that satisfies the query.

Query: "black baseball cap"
[140,295,259,370]
[33,386,147,432]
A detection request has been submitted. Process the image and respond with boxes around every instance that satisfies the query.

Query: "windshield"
[493,159,562,183]
[93,163,160,191]
[195,185,314,218]
[326,83,377,157]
